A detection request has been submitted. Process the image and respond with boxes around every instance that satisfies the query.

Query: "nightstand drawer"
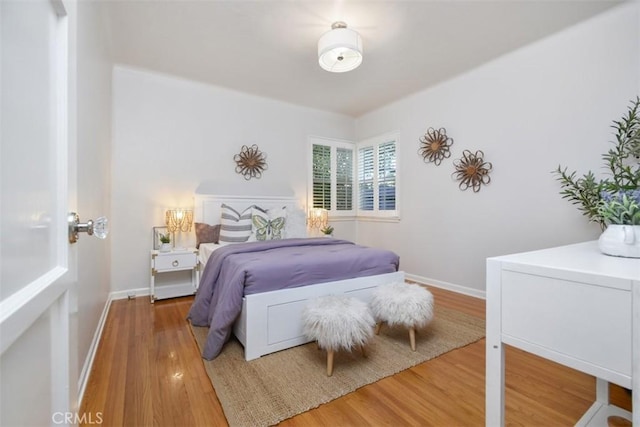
[154,252,197,271]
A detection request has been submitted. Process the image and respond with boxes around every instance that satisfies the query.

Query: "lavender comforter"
[187,238,399,360]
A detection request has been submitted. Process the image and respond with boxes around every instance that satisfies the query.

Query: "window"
[309,137,355,216]
[336,148,353,211]
[357,133,398,218]
[312,144,331,209]
[309,133,398,219]
[358,146,374,211]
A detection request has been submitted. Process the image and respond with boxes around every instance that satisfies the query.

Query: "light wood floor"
[80,286,631,426]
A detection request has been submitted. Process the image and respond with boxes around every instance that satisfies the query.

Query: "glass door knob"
[68,212,109,244]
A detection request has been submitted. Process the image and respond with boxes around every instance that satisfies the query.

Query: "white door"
[1,0,77,425]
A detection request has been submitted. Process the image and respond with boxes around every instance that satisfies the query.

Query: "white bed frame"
[194,192,404,361]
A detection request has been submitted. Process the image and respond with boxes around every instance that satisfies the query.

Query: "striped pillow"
[219,204,254,243]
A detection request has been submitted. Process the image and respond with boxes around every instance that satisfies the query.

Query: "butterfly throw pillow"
[252,207,286,241]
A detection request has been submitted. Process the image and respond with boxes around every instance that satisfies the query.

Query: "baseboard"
[405,273,486,300]
[110,286,150,301]
[77,295,112,407]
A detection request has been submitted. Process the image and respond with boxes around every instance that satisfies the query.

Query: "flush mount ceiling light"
[318,21,363,73]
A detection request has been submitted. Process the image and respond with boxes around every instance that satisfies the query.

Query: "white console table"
[486,241,639,426]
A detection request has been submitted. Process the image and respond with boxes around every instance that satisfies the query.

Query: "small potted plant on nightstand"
[320,225,334,237]
[159,233,172,252]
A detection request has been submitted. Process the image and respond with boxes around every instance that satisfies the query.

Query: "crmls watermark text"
[52,412,103,425]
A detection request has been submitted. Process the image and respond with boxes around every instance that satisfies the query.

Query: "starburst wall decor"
[452,149,493,192]
[418,127,454,166]
[234,144,268,180]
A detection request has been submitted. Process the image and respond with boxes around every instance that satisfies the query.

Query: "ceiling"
[103,1,625,117]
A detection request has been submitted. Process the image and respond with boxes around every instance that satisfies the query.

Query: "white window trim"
[307,135,356,217]
[356,131,400,220]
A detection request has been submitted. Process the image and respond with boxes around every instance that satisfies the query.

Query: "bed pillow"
[219,204,254,243]
[285,207,308,239]
[251,206,287,241]
[194,222,220,249]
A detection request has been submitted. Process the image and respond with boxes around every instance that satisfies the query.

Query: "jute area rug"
[189,306,485,427]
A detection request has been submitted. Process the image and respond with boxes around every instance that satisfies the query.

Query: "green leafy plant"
[320,225,334,235]
[598,190,640,225]
[159,233,171,244]
[554,97,640,229]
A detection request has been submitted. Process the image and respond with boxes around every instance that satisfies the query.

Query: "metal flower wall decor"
[418,127,454,166]
[452,149,493,192]
[234,144,268,180]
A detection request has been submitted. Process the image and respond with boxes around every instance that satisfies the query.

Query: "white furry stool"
[302,295,375,376]
[370,282,434,351]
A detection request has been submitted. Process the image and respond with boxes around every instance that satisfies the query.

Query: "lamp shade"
[165,208,193,233]
[307,208,328,230]
[318,22,363,73]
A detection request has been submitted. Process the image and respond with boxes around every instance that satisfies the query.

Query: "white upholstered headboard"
[194,194,299,225]
[193,180,305,225]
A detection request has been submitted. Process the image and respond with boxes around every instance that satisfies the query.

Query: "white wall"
[75,0,112,399]
[110,67,354,294]
[355,3,639,295]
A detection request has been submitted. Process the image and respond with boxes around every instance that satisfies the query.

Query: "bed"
[188,191,404,361]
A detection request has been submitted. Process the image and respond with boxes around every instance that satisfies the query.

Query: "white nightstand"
[149,248,200,303]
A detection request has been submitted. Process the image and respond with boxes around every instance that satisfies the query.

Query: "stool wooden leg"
[327,350,335,376]
[375,322,382,335]
[409,327,416,351]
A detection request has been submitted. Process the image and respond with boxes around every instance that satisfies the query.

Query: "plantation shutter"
[378,141,396,211]
[336,148,353,211]
[312,144,331,209]
[358,146,374,211]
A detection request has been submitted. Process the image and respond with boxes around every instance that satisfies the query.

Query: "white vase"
[598,225,640,258]
[159,243,172,252]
